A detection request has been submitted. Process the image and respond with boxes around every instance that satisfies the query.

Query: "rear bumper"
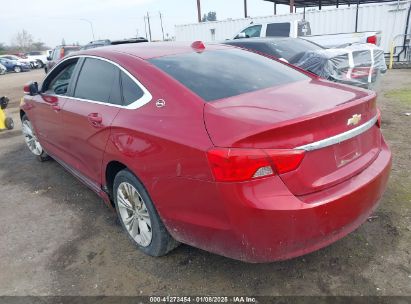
[213,139,392,262]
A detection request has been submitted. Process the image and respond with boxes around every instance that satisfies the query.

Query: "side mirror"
[235,32,247,39]
[47,56,52,61]
[23,82,39,96]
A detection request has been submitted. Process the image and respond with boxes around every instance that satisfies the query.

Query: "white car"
[25,51,49,68]
[0,55,36,68]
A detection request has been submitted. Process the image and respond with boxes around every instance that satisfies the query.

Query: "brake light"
[367,35,377,45]
[23,84,30,94]
[207,148,305,182]
[60,48,65,59]
[191,41,206,52]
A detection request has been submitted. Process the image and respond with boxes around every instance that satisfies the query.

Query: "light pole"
[79,18,95,40]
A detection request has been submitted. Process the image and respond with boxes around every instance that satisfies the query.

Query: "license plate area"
[333,136,362,168]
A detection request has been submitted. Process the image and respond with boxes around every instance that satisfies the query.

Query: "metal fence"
[389,33,411,67]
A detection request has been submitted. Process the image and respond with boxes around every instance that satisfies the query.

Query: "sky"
[1,0,293,48]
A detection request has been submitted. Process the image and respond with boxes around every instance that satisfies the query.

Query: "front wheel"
[14,66,22,73]
[5,117,14,130]
[113,169,179,257]
[36,60,44,68]
[21,115,50,161]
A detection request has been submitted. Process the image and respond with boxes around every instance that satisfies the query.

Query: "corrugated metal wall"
[175,1,411,52]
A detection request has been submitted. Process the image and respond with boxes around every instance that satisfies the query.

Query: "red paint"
[366,35,378,45]
[21,42,391,262]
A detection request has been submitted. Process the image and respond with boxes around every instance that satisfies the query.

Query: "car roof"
[226,37,298,44]
[73,41,233,60]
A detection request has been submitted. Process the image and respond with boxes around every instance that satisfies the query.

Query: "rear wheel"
[113,169,179,256]
[5,117,14,130]
[36,60,44,68]
[21,115,50,161]
[14,66,22,73]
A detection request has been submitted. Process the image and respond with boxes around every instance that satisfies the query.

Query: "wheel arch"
[20,110,26,121]
[104,160,127,206]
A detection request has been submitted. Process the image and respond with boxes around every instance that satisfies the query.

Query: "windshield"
[149,49,308,102]
[270,38,324,61]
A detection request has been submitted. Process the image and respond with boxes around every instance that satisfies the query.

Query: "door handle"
[87,113,102,126]
[51,104,61,111]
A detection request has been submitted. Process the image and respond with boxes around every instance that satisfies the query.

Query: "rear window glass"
[149,49,308,102]
[266,23,291,37]
[269,38,324,62]
[121,71,144,105]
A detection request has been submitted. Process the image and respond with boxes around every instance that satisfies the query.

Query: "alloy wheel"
[117,182,152,247]
[22,120,43,156]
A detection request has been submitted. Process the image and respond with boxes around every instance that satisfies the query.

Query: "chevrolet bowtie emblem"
[347,114,362,126]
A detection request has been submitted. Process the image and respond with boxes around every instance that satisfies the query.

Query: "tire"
[14,66,22,73]
[36,60,44,68]
[113,169,179,257]
[5,117,14,130]
[21,114,50,162]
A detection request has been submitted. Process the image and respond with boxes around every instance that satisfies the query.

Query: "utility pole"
[274,1,277,15]
[146,12,152,42]
[355,0,360,32]
[159,12,165,41]
[290,0,294,13]
[244,0,248,18]
[197,0,202,22]
[143,16,148,39]
[79,18,95,40]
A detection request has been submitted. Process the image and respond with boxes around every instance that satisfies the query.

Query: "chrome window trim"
[295,115,378,152]
[44,55,152,110]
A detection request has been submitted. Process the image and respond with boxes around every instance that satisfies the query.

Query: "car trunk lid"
[204,78,381,195]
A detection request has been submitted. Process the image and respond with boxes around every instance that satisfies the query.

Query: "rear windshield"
[149,49,308,102]
[270,39,324,61]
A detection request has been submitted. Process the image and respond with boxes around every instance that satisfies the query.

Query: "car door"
[61,57,122,187]
[28,58,80,158]
[235,24,263,39]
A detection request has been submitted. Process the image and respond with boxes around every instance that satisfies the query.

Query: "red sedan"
[20,42,391,263]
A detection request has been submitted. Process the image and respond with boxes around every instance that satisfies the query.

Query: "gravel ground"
[0,68,410,296]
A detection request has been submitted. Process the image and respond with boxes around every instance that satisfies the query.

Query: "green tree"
[201,11,217,22]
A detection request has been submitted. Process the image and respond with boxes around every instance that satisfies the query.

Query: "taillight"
[60,48,65,59]
[23,84,30,94]
[367,35,377,45]
[207,148,305,182]
[376,108,382,128]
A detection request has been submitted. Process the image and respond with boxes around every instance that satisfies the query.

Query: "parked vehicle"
[81,37,148,50]
[0,63,6,75]
[20,42,391,263]
[25,51,49,68]
[232,20,381,48]
[225,37,387,89]
[0,54,36,68]
[0,58,30,73]
[45,45,81,73]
